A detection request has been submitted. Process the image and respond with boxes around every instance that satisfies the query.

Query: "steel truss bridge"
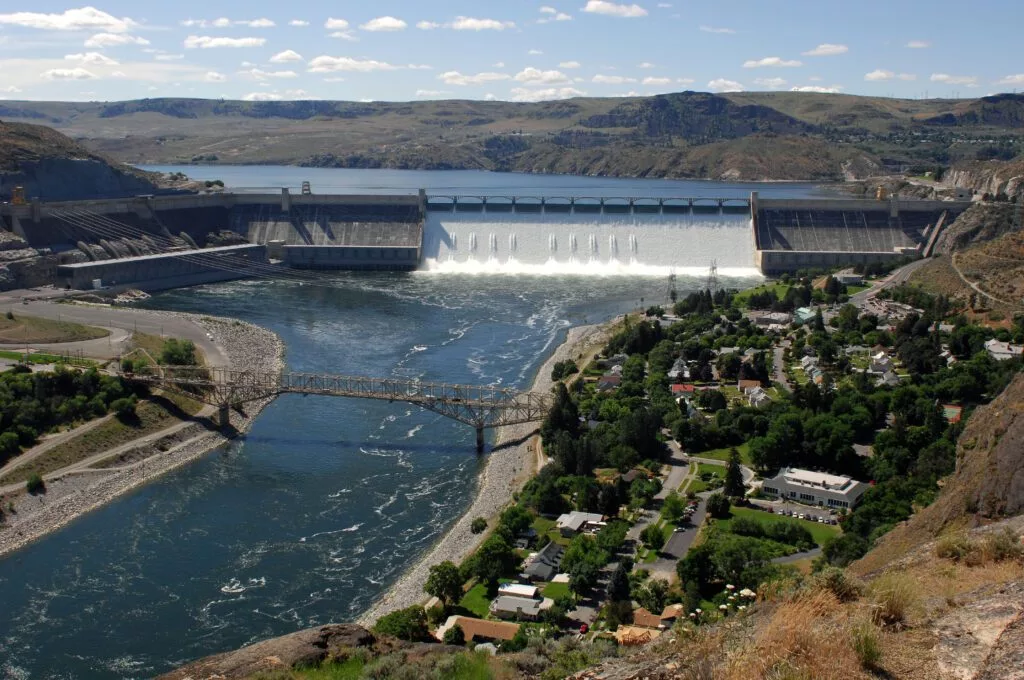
[123,366,553,450]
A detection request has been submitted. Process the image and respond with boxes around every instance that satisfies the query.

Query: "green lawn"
[541,581,570,600]
[733,282,793,308]
[693,443,752,466]
[0,350,97,367]
[845,284,872,296]
[720,506,841,547]
[458,583,492,618]
[532,515,570,546]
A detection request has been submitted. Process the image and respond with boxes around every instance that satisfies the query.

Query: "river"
[0,169,820,679]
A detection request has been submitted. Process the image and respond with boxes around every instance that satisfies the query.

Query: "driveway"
[773,346,792,393]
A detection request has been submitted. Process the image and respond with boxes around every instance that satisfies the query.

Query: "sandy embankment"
[0,313,285,559]
[357,320,615,626]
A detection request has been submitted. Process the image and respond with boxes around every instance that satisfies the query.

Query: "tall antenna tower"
[706,260,719,294]
[666,268,678,304]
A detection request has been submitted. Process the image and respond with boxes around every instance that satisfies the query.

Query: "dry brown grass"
[0,314,109,344]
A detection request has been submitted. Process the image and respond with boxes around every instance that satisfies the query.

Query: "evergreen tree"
[724,448,746,498]
[606,562,630,602]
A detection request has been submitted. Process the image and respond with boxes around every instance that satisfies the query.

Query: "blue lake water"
[0,168,810,678]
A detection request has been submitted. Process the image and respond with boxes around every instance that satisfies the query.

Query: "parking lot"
[748,500,841,526]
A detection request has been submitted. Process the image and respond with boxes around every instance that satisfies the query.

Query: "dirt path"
[952,252,1021,308]
[0,414,115,480]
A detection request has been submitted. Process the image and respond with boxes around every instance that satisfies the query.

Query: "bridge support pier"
[476,426,484,454]
[218,403,231,429]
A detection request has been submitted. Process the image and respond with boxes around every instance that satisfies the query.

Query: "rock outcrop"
[946,158,1024,200]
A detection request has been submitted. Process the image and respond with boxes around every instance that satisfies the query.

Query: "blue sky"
[0,1,1021,102]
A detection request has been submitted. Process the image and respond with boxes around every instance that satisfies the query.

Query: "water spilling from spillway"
[421,212,758,276]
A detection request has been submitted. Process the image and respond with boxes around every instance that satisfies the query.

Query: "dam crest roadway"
[121,365,554,451]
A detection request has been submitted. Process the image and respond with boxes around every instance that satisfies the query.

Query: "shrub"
[851,619,881,669]
[706,492,731,519]
[425,603,447,626]
[372,606,429,641]
[26,473,45,495]
[470,517,487,534]
[810,566,863,603]
[5,310,13,320]
[935,533,977,562]
[442,623,465,646]
[981,528,1023,563]
[870,573,917,628]
[110,396,138,418]
[640,524,666,551]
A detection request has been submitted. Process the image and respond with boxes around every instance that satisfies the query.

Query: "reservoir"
[0,169,818,678]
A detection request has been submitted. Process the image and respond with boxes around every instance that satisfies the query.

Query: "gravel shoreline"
[0,313,285,560]
[356,319,615,627]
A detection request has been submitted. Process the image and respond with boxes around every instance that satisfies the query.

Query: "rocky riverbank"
[0,313,284,559]
[356,320,614,626]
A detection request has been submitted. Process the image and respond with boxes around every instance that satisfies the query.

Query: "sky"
[0,1,1021,103]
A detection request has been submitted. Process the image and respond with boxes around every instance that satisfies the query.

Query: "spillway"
[421,212,757,276]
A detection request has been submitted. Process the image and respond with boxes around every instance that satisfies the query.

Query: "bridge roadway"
[123,366,553,451]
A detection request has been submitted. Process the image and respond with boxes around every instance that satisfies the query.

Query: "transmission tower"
[666,269,678,304]
[706,260,719,294]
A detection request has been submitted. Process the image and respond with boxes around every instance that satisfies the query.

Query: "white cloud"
[559,61,581,69]
[743,57,802,68]
[510,86,585,101]
[996,74,1024,86]
[323,77,345,82]
[243,92,281,101]
[407,64,433,70]
[581,1,648,18]
[657,2,673,6]
[515,67,570,85]
[185,36,266,49]
[638,62,655,68]
[361,16,407,31]
[802,43,848,57]
[205,71,226,82]
[64,52,118,66]
[2,86,23,93]
[676,77,695,84]
[237,18,275,28]
[493,62,505,68]
[308,56,398,72]
[329,31,357,41]
[325,18,350,29]
[290,20,310,27]
[155,53,185,61]
[182,18,231,28]
[864,70,916,81]
[270,50,304,63]
[484,93,497,101]
[42,67,97,80]
[791,85,842,93]
[931,73,978,86]
[642,76,671,85]
[242,68,298,80]
[439,70,511,86]
[415,89,447,97]
[0,7,136,32]
[451,16,516,30]
[754,77,787,89]
[84,33,149,48]
[907,40,930,48]
[528,49,544,55]
[537,7,572,23]
[416,21,440,30]
[700,25,735,34]
[593,74,636,84]
[708,78,744,92]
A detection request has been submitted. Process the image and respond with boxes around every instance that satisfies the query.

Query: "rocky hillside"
[932,202,1019,255]
[3,91,1022,181]
[946,157,1024,200]
[0,120,158,201]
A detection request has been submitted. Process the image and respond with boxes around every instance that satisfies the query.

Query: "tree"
[662,491,687,523]
[470,517,487,534]
[373,606,428,641]
[606,562,630,602]
[637,578,669,613]
[160,338,197,366]
[724,448,746,498]
[640,524,666,551]
[471,534,518,585]
[26,473,45,495]
[424,561,463,606]
[822,533,869,567]
[497,504,532,538]
[110,395,137,418]
[442,623,465,646]
[706,492,731,519]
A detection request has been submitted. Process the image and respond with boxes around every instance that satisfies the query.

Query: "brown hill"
[0,120,158,201]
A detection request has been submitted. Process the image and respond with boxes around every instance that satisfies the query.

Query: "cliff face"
[947,158,1024,199]
[933,202,1018,254]
[0,120,158,201]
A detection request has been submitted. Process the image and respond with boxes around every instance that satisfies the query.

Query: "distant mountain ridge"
[2,91,1022,182]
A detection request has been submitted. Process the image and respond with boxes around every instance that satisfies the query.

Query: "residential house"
[877,371,901,388]
[597,374,621,392]
[984,339,1024,361]
[942,404,963,424]
[794,307,818,325]
[834,271,864,286]
[498,583,540,600]
[522,541,564,582]
[809,367,826,385]
[660,604,685,626]
[752,311,793,327]
[748,387,772,408]
[632,607,666,630]
[737,379,761,392]
[667,358,689,380]
[613,625,661,646]
[868,351,894,374]
[671,383,696,398]
[800,355,819,372]
[761,467,869,509]
[490,595,545,621]
[435,616,520,644]
[555,511,604,537]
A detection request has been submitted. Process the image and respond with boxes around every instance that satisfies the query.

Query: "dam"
[0,187,971,291]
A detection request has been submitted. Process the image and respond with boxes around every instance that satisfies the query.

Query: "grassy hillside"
[3,91,1023,181]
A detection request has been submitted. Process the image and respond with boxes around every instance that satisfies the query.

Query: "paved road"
[0,299,228,368]
[772,547,822,565]
[849,259,931,308]
[773,346,791,393]
[0,328,132,359]
[687,455,755,485]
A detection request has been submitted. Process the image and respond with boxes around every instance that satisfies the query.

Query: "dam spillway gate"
[122,365,553,451]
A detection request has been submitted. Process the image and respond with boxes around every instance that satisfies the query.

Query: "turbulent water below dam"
[0,168,818,679]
